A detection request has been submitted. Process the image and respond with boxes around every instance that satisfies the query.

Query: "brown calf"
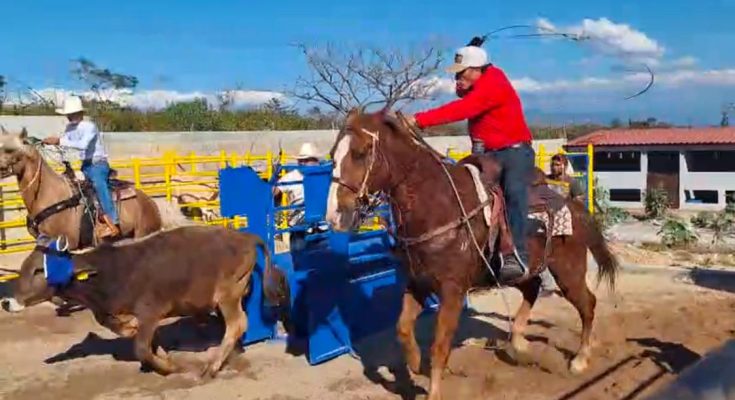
[7,226,287,376]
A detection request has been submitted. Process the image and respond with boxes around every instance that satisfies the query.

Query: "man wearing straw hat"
[42,95,120,239]
[273,142,321,227]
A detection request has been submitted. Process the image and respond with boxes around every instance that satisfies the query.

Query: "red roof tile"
[566,127,735,148]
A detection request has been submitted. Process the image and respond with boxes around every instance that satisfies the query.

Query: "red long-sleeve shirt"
[415,66,532,151]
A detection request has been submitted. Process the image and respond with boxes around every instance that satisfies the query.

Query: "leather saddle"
[80,178,137,205]
[457,156,566,214]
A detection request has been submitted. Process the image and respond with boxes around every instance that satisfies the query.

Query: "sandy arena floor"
[1,266,734,400]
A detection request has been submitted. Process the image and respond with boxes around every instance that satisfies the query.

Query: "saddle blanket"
[463,164,493,226]
[42,238,74,287]
[464,163,573,236]
[529,206,573,236]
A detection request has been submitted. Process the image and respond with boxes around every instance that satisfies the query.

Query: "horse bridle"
[331,127,381,202]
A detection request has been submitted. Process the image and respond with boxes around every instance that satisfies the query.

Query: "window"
[726,191,735,204]
[609,189,641,202]
[686,190,719,204]
[594,151,641,172]
[685,151,735,172]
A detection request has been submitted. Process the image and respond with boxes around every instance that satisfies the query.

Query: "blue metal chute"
[219,162,434,365]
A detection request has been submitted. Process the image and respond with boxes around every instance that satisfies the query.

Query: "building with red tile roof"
[565,128,735,210]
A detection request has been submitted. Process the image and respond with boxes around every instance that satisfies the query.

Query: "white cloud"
[422,68,735,96]
[10,88,284,110]
[536,17,665,64]
[667,56,699,70]
[121,89,284,110]
[421,76,455,96]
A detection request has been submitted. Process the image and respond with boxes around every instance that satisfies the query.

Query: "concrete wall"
[0,115,566,158]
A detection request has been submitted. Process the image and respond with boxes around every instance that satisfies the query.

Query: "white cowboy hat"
[55,96,85,115]
[445,46,490,74]
[296,142,320,160]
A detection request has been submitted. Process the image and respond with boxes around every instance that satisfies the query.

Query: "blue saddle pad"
[43,239,74,287]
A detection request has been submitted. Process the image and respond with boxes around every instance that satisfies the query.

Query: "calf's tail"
[252,236,289,308]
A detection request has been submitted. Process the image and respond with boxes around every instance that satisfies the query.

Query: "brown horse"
[0,128,162,250]
[326,110,619,400]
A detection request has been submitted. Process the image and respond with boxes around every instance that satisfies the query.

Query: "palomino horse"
[0,128,162,250]
[326,110,619,400]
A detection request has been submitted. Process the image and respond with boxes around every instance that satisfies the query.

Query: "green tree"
[0,75,6,113]
[70,57,139,107]
[262,97,293,115]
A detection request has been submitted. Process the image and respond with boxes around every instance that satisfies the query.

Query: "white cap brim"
[445,63,469,74]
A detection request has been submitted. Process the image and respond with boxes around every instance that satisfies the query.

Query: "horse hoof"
[427,391,443,400]
[570,356,589,375]
[407,358,421,376]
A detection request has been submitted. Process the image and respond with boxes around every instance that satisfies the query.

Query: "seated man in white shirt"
[42,96,120,238]
[273,142,322,227]
[273,143,322,251]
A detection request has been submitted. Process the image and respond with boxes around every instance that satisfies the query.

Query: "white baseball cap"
[296,142,320,160]
[445,46,489,74]
[55,96,85,115]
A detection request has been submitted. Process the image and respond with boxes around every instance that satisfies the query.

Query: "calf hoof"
[570,356,589,375]
[406,353,421,375]
[511,335,530,355]
[201,361,224,378]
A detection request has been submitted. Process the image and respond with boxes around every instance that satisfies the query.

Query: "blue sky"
[2,0,734,125]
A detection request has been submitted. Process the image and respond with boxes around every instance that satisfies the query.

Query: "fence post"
[537,143,546,169]
[265,150,273,180]
[230,152,238,168]
[164,151,174,202]
[219,150,227,169]
[133,158,142,189]
[587,143,595,214]
[189,151,197,174]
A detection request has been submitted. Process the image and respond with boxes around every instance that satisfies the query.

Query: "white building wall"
[592,146,735,211]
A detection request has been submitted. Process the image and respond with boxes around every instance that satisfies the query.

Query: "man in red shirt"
[406,43,537,286]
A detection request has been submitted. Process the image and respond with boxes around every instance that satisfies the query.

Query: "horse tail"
[568,200,620,291]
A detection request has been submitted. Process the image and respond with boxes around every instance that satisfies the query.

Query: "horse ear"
[345,108,360,127]
[0,126,7,135]
[343,111,373,153]
[19,127,28,140]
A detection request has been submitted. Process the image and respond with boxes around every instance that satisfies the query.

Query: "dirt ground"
[1,267,734,400]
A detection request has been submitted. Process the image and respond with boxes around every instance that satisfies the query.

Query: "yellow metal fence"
[0,144,594,255]
[0,150,291,254]
[446,143,595,213]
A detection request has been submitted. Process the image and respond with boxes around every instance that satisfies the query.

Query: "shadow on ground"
[45,314,227,367]
[685,267,735,294]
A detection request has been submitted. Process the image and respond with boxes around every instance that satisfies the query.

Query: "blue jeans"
[481,143,535,263]
[81,160,119,224]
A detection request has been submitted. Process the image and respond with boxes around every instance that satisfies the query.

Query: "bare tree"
[290,43,444,114]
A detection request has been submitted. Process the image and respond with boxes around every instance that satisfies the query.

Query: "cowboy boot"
[96,214,121,239]
[494,195,528,284]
